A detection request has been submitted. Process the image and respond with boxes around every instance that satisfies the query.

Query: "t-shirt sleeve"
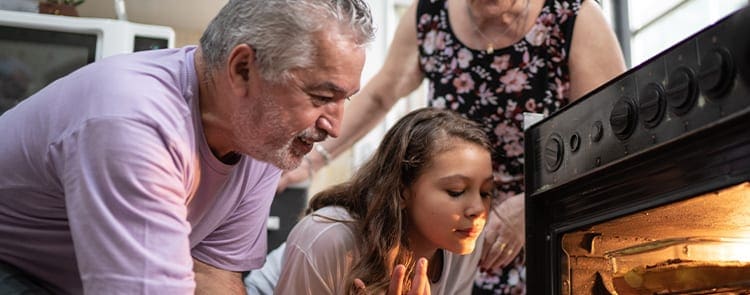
[276,212,357,294]
[191,163,281,271]
[58,118,195,294]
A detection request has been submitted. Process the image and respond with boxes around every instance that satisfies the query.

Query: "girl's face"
[404,140,494,256]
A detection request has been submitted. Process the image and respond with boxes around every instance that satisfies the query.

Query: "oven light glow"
[722,243,750,261]
[685,239,750,262]
[692,243,750,262]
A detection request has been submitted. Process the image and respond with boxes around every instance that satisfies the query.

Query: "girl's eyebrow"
[437,175,494,183]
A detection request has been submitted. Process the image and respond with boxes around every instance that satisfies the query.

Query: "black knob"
[544,134,563,172]
[610,97,637,140]
[569,132,581,152]
[665,66,698,116]
[591,121,603,143]
[699,47,735,100]
[638,82,666,129]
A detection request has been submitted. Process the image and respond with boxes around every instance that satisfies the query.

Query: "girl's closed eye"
[446,189,465,197]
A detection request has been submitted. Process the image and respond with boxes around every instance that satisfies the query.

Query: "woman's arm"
[568,0,628,100]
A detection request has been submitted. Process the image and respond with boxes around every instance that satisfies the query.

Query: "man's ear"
[226,44,255,97]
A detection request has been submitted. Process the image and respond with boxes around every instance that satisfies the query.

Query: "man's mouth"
[299,136,315,146]
[295,137,314,153]
[298,130,327,146]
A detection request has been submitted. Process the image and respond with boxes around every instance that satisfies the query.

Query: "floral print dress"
[416,0,582,293]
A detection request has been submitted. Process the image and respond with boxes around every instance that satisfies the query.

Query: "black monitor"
[0,25,96,114]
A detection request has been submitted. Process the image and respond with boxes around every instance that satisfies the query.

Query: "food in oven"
[606,237,750,294]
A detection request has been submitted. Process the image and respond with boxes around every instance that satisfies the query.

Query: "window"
[607,0,746,67]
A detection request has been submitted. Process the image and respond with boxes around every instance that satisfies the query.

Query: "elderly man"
[0,0,374,294]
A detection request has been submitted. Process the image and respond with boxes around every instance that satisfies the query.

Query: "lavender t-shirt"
[0,46,280,294]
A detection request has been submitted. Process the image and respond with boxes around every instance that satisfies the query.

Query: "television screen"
[0,25,96,114]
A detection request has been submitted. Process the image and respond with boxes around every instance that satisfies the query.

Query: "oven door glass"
[561,182,750,295]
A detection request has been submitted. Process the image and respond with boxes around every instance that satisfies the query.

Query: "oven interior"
[561,182,750,295]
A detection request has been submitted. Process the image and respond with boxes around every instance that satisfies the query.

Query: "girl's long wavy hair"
[307,108,492,294]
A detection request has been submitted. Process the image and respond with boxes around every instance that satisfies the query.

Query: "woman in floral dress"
[279,0,626,293]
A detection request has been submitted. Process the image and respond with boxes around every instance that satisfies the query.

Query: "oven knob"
[544,134,564,172]
[591,121,603,143]
[638,82,666,128]
[665,66,698,115]
[699,47,735,100]
[609,97,637,140]
[569,132,581,152]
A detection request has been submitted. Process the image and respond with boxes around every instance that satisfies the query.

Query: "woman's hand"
[353,258,432,295]
[479,193,525,271]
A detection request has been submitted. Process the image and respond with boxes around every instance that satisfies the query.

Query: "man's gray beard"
[268,140,302,170]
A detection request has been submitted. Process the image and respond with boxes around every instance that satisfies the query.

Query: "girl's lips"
[455,227,482,237]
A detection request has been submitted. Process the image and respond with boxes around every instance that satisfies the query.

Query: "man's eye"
[310,94,333,104]
[309,96,327,106]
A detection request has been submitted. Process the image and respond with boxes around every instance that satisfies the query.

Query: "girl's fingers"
[387,264,406,295]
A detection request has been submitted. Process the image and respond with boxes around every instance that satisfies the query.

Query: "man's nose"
[316,100,344,138]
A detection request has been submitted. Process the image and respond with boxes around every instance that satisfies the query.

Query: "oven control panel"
[526,7,750,194]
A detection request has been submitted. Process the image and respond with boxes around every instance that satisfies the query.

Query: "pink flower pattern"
[453,73,475,94]
[416,0,581,294]
[498,68,529,93]
[491,54,511,72]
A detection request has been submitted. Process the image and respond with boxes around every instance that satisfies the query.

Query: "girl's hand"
[353,258,432,295]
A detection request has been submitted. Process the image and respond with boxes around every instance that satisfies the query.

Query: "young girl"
[276,108,495,294]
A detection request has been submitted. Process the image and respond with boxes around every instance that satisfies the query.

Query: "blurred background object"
[0,0,38,13]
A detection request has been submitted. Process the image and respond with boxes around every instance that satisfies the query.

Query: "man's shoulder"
[82,47,195,95]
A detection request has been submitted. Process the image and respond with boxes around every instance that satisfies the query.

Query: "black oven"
[524,6,750,294]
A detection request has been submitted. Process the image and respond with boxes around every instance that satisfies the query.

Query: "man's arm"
[63,119,195,293]
[194,258,247,295]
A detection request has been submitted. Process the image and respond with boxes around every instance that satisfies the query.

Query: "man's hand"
[353,258,431,295]
[479,194,525,271]
[193,258,247,295]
